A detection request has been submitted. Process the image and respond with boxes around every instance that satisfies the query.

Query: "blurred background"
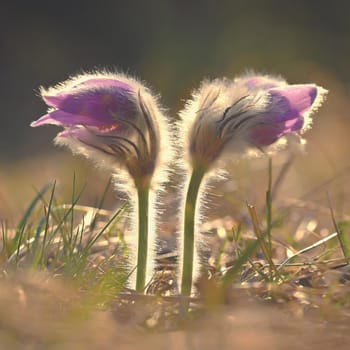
[1,0,350,223]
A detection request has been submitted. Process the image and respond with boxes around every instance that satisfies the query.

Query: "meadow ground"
[0,141,349,349]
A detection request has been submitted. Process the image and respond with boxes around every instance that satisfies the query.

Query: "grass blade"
[247,203,280,281]
[84,203,128,253]
[327,192,350,259]
[11,183,51,256]
[221,237,261,287]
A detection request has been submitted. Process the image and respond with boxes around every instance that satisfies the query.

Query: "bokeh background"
[1,0,350,222]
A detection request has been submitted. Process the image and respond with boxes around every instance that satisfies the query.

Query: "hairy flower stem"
[181,165,206,296]
[136,187,149,292]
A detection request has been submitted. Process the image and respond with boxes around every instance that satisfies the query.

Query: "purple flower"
[180,73,328,169]
[31,77,135,131]
[31,73,171,189]
[244,84,319,146]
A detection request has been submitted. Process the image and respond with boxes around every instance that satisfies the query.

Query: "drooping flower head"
[31,72,172,190]
[179,73,328,171]
[178,73,328,296]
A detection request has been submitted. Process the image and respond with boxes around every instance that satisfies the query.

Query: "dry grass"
[0,271,349,350]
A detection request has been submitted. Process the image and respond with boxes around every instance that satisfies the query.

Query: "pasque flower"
[182,73,327,170]
[31,73,168,189]
[178,73,328,296]
[31,72,172,292]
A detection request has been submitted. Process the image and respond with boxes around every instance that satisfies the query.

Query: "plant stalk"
[136,187,149,292]
[181,166,206,296]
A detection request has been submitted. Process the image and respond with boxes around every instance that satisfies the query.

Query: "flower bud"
[179,73,328,170]
[31,72,171,190]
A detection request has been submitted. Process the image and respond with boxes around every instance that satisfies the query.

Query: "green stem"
[266,157,273,258]
[136,187,149,292]
[181,166,206,296]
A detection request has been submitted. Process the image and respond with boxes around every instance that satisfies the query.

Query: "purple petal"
[246,123,286,146]
[31,110,122,130]
[58,123,129,139]
[42,82,135,125]
[31,112,67,127]
[283,117,304,131]
[269,85,318,116]
[44,79,133,106]
[243,85,314,147]
[246,117,304,147]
